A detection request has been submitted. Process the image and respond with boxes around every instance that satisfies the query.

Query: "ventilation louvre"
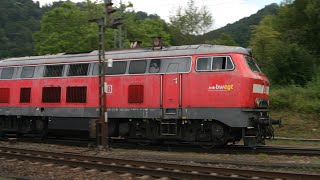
[42,87,61,103]
[20,88,31,103]
[66,86,87,103]
[128,85,144,103]
[0,88,10,103]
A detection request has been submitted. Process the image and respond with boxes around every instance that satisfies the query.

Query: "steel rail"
[1,137,320,156]
[109,140,320,156]
[0,146,319,180]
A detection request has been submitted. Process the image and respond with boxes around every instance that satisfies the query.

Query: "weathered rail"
[2,137,320,156]
[0,146,319,180]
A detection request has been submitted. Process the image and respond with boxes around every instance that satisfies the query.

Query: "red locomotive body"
[0,45,279,146]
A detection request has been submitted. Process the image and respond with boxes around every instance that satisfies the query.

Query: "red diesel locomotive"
[0,44,280,146]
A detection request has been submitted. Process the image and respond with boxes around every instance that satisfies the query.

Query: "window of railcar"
[0,88,10,103]
[129,60,147,74]
[20,88,31,103]
[1,67,14,79]
[68,63,89,76]
[149,59,161,73]
[244,56,261,72]
[166,63,179,73]
[160,57,191,73]
[196,56,234,71]
[66,86,87,103]
[44,65,64,77]
[92,63,99,75]
[196,57,211,71]
[42,87,61,103]
[21,66,35,78]
[105,61,127,75]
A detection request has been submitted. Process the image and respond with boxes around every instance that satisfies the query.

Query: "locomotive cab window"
[196,57,211,71]
[244,56,261,72]
[196,56,234,71]
[129,60,147,74]
[1,67,14,79]
[44,65,64,77]
[21,66,35,78]
[68,63,89,76]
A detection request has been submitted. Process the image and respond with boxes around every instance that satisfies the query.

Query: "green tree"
[249,15,280,70]
[205,33,238,46]
[169,0,213,36]
[268,43,314,85]
[250,13,315,86]
[275,0,320,58]
[33,1,102,54]
[0,0,42,58]
[34,1,171,54]
[199,4,279,47]
[115,2,170,48]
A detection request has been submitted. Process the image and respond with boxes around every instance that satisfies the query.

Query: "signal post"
[95,0,121,149]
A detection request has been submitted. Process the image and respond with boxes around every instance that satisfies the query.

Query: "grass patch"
[271,110,320,139]
[269,80,320,139]
[268,139,320,147]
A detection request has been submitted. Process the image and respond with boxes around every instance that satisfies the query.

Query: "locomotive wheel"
[137,140,151,146]
[199,143,215,149]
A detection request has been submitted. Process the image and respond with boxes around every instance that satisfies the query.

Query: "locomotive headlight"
[255,98,269,108]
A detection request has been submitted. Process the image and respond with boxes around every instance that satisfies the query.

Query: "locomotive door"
[162,63,181,119]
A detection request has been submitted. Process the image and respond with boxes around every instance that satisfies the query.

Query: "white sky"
[34,0,282,29]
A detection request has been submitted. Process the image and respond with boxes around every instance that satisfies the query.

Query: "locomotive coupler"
[253,117,282,127]
[270,117,282,127]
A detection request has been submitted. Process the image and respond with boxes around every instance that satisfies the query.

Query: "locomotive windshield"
[244,56,261,72]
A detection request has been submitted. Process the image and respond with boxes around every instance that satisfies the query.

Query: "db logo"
[104,83,112,93]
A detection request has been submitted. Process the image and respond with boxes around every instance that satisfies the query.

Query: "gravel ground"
[0,158,135,180]
[0,141,319,180]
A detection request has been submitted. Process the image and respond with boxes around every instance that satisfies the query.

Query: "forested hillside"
[198,3,279,47]
[0,0,42,58]
[0,0,278,58]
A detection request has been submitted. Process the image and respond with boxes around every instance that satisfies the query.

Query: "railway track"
[1,137,320,156]
[0,146,319,180]
[109,140,320,156]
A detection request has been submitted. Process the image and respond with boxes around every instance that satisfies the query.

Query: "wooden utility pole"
[97,16,108,149]
[97,0,113,149]
[92,0,121,149]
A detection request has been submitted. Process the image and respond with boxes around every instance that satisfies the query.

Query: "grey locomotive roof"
[0,44,250,67]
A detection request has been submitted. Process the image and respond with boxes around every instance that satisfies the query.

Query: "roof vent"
[152,36,163,50]
[130,41,142,48]
[63,51,93,55]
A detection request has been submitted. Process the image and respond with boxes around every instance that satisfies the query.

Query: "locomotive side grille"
[0,88,10,103]
[42,87,61,103]
[66,86,87,103]
[128,85,144,103]
[20,88,31,103]
[160,119,177,136]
